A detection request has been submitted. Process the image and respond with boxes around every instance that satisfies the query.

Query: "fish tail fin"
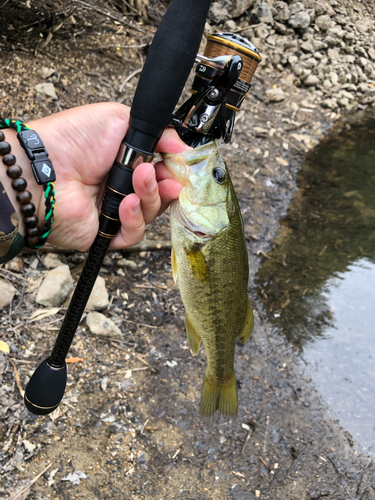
[200,369,238,418]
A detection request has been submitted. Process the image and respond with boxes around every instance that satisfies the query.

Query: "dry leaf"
[28,307,60,322]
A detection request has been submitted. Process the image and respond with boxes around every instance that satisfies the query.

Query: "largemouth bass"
[163,141,253,417]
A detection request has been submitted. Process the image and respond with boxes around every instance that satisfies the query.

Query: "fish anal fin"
[238,302,254,345]
[200,370,238,418]
[185,246,209,283]
[186,314,201,355]
[171,246,178,283]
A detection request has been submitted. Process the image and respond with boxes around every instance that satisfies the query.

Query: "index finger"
[156,126,192,154]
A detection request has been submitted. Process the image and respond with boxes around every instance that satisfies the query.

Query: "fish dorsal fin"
[186,313,202,355]
[185,246,209,283]
[171,246,178,283]
[238,301,254,345]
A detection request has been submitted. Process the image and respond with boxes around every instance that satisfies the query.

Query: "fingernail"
[145,172,157,192]
[131,199,141,214]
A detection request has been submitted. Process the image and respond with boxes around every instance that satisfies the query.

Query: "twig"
[21,239,172,255]
[10,463,52,500]
[241,429,252,454]
[74,0,141,30]
[260,456,270,470]
[119,68,142,93]
[123,318,158,329]
[8,358,24,398]
[140,418,149,435]
[327,455,343,479]
[0,0,10,7]
[0,268,27,281]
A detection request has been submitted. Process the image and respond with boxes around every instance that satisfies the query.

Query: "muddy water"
[256,109,375,451]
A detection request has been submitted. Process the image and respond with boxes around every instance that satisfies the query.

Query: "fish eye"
[212,167,226,184]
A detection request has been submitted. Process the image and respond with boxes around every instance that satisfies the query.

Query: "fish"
[162,141,253,417]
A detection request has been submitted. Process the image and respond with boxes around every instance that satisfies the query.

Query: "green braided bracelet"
[0,119,56,248]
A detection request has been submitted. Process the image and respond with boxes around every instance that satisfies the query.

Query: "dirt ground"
[1,2,375,499]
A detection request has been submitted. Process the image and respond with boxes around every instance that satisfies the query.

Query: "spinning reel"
[172,33,261,147]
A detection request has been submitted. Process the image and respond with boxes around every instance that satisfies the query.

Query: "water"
[256,109,375,451]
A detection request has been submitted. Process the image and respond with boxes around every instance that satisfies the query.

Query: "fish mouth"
[171,201,211,240]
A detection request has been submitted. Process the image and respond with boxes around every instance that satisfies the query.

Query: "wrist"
[0,128,45,238]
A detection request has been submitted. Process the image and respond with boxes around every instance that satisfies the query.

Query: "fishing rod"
[24,0,212,415]
[24,7,261,416]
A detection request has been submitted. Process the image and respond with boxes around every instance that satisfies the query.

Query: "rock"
[322,98,337,109]
[224,19,237,31]
[314,14,332,31]
[44,253,62,269]
[303,74,320,86]
[327,48,340,61]
[36,265,73,307]
[34,82,58,100]
[274,1,290,22]
[254,24,269,39]
[254,0,274,25]
[6,256,23,272]
[368,48,375,61]
[0,279,17,309]
[290,2,304,14]
[210,2,230,23]
[289,11,311,29]
[117,258,138,269]
[355,19,373,34]
[274,21,287,34]
[39,67,56,79]
[300,40,314,53]
[86,312,122,337]
[228,0,255,18]
[265,87,286,101]
[86,276,109,311]
[323,79,333,90]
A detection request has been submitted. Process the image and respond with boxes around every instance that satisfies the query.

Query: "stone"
[368,48,375,61]
[6,257,23,272]
[303,74,320,86]
[44,253,62,269]
[210,2,230,23]
[322,98,337,109]
[36,265,73,307]
[86,312,122,337]
[254,0,274,25]
[355,19,373,34]
[117,258,138,269]
[224,19,237,30]
[288,11,311,29]
[274,1,290,22]
[228,0,255,18]
[290,2,304,14]
[34,82,58,100]
[300,40,314,53]
[274,21,287,34]
[255,25,269,39]
[264,87,286,101]
[327,48,340,61]
[323,79,333,90]
[314,14,332,31]
[0,279,17,309]
[86,276,110,311]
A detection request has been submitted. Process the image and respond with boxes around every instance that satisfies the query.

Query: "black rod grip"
[125,0,212,152]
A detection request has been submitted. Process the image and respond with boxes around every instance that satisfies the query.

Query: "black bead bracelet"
[0,130,42,247]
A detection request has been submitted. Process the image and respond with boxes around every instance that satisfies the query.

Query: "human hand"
[3,103,187,251]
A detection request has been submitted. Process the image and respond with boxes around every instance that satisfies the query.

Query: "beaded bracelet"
[0,120,56,248]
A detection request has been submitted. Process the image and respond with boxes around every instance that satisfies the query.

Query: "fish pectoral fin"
[200,370,238,418]
[185,246,209,283]
[238,302,254,345]
[186,314,202,355]
[171,246,178,283]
